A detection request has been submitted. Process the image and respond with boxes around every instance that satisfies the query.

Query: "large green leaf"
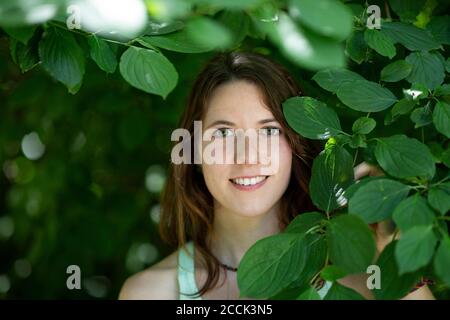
[348,178,410,224]
[119,47,178,99]
[283,97,342,140]
[312,68,364,93]
[364,29,396,59]
[395,225,438,274]
[374,135,436,179]
[38,27,85,94]
[327,214,376,274]
[237,233,310,298]
[185,16,232,50]
[433,101,450,138]
[428,182,450,215]
[373,241,422,300]
[284,212,325,234]
[309,144,354,212]
[405,51,445,90]
[434,236,450,286]
[381,21,441,51]
[323,282,365,300]
[265,12,345,70]
[337,80,397,112]
[392,194,436,232]
[87,35,117,74]
[380,60,412,82]
[288,0,352,41]
[139,28,215,53]
[427,15,450,45]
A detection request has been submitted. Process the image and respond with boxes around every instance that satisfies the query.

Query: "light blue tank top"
[177,241,332,300]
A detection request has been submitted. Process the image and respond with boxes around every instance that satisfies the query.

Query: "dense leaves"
[0,0,449,301]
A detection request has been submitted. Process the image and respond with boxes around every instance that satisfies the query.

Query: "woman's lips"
[229,176,269,191]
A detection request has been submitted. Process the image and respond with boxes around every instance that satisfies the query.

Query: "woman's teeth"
[230,176,268,186]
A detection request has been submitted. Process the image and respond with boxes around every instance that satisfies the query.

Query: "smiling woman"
[118,51,436,301]
[119,51,324,300]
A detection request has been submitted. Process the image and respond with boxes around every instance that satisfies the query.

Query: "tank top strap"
[177,241,202,300]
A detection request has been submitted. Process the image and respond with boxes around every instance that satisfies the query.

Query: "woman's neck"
[208,203,282,269]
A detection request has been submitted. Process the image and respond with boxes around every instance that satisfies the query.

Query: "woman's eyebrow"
[206,118,278,128]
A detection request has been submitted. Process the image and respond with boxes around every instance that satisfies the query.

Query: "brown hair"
[159,51,321,298]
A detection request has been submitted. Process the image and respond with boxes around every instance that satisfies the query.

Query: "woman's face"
[200,80,293,217]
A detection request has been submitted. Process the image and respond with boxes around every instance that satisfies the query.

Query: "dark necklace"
[219,262,238,272]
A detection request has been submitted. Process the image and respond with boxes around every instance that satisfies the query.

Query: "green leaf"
[217,10,250,47]
[349,134,367,149]
[391,98,416,116]
[265,12,345,70]
[284,212,325,234]
[87,35,117,74]
[323,282,365,300]
[364,29,396,59]
[139,29,215,53]
[119,47,178,99]
[185,16,232,50]
[238,233,317,298]
[348,178,410,224]
[374,135,436,179]
[352,117,376,135]
[434,84,450,97]
[320,265,347,282]
[381,21,441,51]
[2,25,36,44]
[140,20,185,36]
[288,0,353,41]
[337,80,397,112]
[395,225,438,274]
[405,51,445,90]
[392,194,436,232]
[288,233,327,289]
[428,182,450,215]
[297,286,322,300]
[373,241,422,300]
[345,30,368,64]
[433,101,450,138]
[327,214,376,274]
[389,0,424,22]
[9,37,39,73]
[309,144,354,212]
[434,236,450,286]
[38,27,85,94]
[410,106,432,129]
[427,15,450,45]
[312,68,364,94]
[380,60,412,82]
[283,97,342,140]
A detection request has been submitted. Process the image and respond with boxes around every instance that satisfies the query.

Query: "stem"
[47,21,134,48]
[437,216,450,221]
[353,148,359,167]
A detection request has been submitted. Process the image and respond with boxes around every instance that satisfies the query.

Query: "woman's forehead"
[204,81,274,123]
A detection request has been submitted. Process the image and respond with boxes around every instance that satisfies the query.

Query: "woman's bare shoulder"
[118,249,180,300]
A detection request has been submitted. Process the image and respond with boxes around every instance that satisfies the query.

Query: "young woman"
[119,52,435,300]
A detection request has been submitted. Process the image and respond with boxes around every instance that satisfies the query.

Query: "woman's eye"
[259,127,281,136]
[213,128,234,138]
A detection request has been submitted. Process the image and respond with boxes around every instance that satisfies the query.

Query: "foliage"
[0,0,449,299]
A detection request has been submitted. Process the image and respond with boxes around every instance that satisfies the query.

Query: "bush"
[0,0,449,299]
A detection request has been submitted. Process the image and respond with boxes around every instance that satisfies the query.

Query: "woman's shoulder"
[118,249,180,300]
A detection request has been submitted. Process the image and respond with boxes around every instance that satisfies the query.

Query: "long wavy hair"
[159,51,322,298]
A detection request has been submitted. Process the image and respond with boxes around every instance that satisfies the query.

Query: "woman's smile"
[229,175,270,191]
